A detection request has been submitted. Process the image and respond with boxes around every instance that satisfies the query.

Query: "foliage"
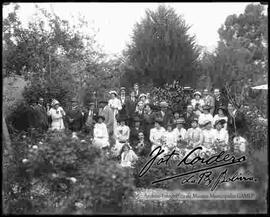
[122,4,200,87]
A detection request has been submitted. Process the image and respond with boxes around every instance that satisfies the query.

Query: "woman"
[47,99,66,131]
[120,143,138,168]
[201,120,216,156]
[191,91,205,110]
[138,93,150,106]
[149,118,166,151]
[108,90,122,136]
[185,117,203,149]
[164,121,177,152]
[213,106,228,130]
[198,105,214,127]
[135,100,144,117]
[172,110,181,125]
[213,119,229,152]
[173,118,187,157]
[93,115,110,149]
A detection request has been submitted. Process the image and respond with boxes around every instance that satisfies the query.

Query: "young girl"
[213,119,229,152]
[93,115,110,149]
[120,143,138,168]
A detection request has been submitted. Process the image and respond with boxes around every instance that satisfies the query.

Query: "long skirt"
[50,118,65,131]
[93,138,110,149]
[112,140,125,156]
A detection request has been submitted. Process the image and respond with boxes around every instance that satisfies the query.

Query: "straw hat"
[51,99,60,106]
[109,90,118,96]
[194,91,202,97]
[214,119,226,127]
[139,93,147,99]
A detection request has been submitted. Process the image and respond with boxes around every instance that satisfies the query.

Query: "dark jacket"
[214,94,229,115]
[34,104,49,130]
[129,126,144,146]
[154,110,173,127]
[66,108,84,132]
[183,112,196,129]
[227,109,248,136]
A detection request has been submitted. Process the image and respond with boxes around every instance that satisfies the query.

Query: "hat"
[214,119,226,127]
[89,101,95,106]
[154,118,163,125]
[194,91,202,97]
[183,87,192,90]
[97,115,105,121]
[202,105,211,110]
[139,93,147,99]
[160,101,168,107]
[175,118,185,124]
[202,120,211,126]
[187,105,193,109]
[51,99,60,106]
[109,90,118,96]
[217,106,227,113]
[120,87,126,91]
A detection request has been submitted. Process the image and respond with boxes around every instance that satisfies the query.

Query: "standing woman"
[47,99,66,131]
[108,90,122,136]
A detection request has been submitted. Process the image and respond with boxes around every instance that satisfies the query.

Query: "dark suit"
[154,110,173,127]
[125,98,137,125]
[214,94,228,115]
[227,110,248,136]
[35,104,49,131]
[142,111,155,140]
[129,126,144,147]
[66,108,84,132]
[183,112,196,129]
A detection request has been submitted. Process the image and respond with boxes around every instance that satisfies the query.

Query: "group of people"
[28,83,248,168]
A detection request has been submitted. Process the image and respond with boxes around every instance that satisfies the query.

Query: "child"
[134,131,150,157]
[120,143,138,168]
[93,115,110,149]
[185,117,203,149]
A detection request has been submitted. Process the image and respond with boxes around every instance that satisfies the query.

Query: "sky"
[2,2,267,56]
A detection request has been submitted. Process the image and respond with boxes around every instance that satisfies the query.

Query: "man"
[66,98,84,137]
[35,97,49,131]
[227,103,248,137]
[130,116,144,146]
[183,105,196,129]
[84,101,98,134]
[134,131,150,157]
[203,89,215,115]
[154,101,173,127]
[119,87,127,116]
[142,103,155,140]
[133,83,140,100]
[173,118,187,148]
[125,90,137,126]
[98,100,114,137]
[213,88,228,115]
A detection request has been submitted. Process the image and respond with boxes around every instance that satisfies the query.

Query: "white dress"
[198,113,214,126]
[201,129,216,154]
[93,123,110,148]
[108,98,122,135]
[113,125,130,156]
[47,107,65,130]
[213,128,229,151]
[173,127,187,157]
[149,127,166,152]
[120,150,138,167]
[213,115,228,130]
[191,99,205,109]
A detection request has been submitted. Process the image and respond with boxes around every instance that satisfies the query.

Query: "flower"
[38,141,43,145]
[22,158,29,163]
[32,145,38,149]
[69,177,77,183]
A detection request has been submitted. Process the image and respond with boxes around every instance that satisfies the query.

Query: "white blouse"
[164,130,177,149]
[191,99,205,109]
[198,113,214,126]
[115,125,130,142]
[173,127,187,140]
[121,150,138,167]
[202,128,216,149]
[214,128,229,144]
[149,127,166,145]
[108,98,122,111]
[213,115,228,130]
[93,123,109,140]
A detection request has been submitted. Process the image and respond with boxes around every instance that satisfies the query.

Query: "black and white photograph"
[2,2,268,214]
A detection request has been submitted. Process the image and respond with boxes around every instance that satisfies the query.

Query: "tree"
[122,4,200,87]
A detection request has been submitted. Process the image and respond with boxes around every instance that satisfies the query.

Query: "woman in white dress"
[213,106,228,130]
[191,91,205,110]
[120,143,138,168]
[93,115,110,149]
[201,120,216,155]
[108,90,122,136]
[213,119,229,152]
[173,118,187,157]
[149,118,166,152]
[198,105,214,127]
[47,99,66,131]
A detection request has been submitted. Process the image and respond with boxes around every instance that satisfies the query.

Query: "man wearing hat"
[203,89,215,115]
[112,115,130,157]
[149,118,166,151]
[138,93,150,105]
[198,105,214,127]
[213,88,228,115]
[191,91,205,110]
[154,101,173,127]
[142,103,155,140]
[66,98,84,135]
[93,115,110,149]
[34,97,49,131]
[47,99,66,131]
[108,90,122,136]
[183,105,196,129]
[133,83,140,100]
[125,90,137,125]
[185,117,203,149]
[98,100,114,136]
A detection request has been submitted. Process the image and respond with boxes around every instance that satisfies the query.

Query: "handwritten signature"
[138,146,257,191]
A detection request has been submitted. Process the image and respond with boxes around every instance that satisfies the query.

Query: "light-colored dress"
[113,125,130,156]
[108,98,122,135]
[201,128,216,154]
[191,98,205,109]
[185,127,203,148]
[120,150,138,167]
[213,128,229,151]
[47,107,65,130]
[198,113,214,126]
[93,122,110,148]
[149,127,166,150]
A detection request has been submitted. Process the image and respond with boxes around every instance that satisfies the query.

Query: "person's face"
[214,90,220,96]
[177,123,183,129]
[141,96,146,101]
[203,109,209,114]
[195,95,200,100]
[123,146,129,152]
[161,106,166,111]
[120,121,125,126]
[39,99,44,104]
[134,121,140,127]
[138,133,144,140]
[187,106,193,113]
[167,125,172,131]
[72,102,77,108]
[138,102,144,109]
[203,91,209,96]
[206,123,212,130]
[134,84,138,90]
[155,122,160,128]
[111,93,116,99]
[130,92,135,98]
[228,104,234,112]
[218,109,224,115]
[55,104,60,109]
[89,104,95,110]
[98,118,103,123]
[191,121,197,128]
[174,112,180,119]
[145,105,151,112]
[216,123,222,130]
[120,91,125,96]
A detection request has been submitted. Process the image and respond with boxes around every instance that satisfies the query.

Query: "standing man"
[84,101,97,135]
[119,87,127,116]
[98,100,114,137]
[155,101,173,127]
[183,105,196,129]
[125,90,137,125]
[133,83,140,101]
[35,97,49,131]
[213,88,228,115]
[203,89,215,115]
